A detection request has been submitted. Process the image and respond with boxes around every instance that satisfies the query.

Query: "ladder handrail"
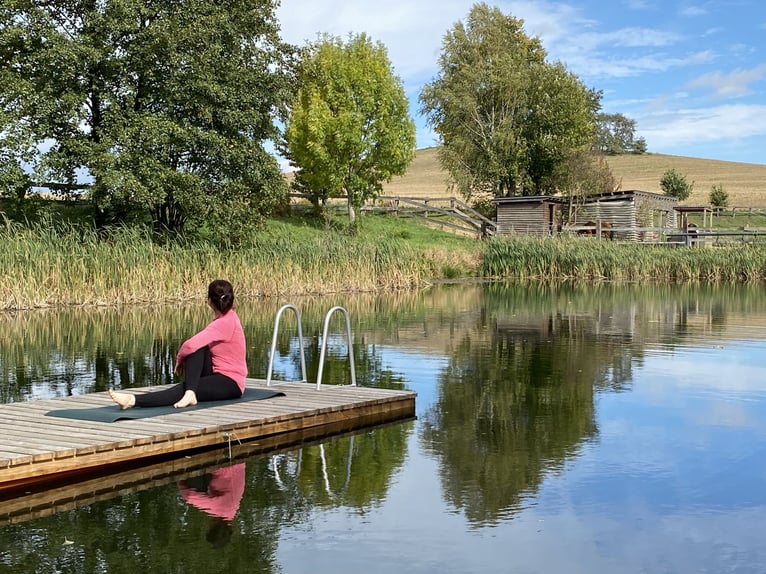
[316,306,357,390]
[266,304,307,386]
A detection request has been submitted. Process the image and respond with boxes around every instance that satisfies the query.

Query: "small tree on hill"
[709,184,728,210]
[660,169,693,201]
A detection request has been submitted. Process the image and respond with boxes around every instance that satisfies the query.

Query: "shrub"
[709,184,728,209]
[660,169,693,201]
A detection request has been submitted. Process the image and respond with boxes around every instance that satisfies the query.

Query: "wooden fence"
[364,196,496,238]
[562,224,766,246]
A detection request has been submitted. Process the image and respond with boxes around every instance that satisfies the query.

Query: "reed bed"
[9,215,766,312]
[482,235,766,282]
[0,219,440,310]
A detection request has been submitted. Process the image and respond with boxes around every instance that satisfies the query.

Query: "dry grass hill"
[382,147,766,208]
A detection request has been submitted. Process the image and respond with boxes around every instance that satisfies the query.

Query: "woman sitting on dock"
[108,279,247,410]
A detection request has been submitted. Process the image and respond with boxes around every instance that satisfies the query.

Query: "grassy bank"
[0,214,481,310]
[483,236,766,282]
[6,210,766,311]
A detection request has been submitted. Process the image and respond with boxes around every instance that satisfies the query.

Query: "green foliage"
[282,33,416,226]
[632,136,648,154]
[594,113,647,155]
[419,3,599,199]
[0,0,295,242]
[660,168,694,201]
[709,183,728,208]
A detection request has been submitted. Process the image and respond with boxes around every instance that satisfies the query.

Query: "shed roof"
[584,190,678,205]
[493,195,564,205]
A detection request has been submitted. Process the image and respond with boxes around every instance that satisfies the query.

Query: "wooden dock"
[0,380,416,496]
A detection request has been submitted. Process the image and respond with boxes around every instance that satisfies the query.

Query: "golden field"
[382,147,766,207]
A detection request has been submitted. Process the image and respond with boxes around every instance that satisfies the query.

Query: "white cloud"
[730,43,757,57]
[277,0,471,81]
[624,0,655,9]
[680,5,707,17]
[688,65,766,99]
[567,50,715,80]
[580,28,680,48]
[639,104,766,147]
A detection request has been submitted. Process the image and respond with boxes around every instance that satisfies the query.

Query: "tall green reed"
[0,219,437,309]
[481,235,766,282]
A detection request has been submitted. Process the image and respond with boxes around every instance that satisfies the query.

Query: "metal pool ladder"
[265,304,357,390]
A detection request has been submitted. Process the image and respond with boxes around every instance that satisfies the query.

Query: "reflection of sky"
[276,339,766,573]
[374,346,448,415]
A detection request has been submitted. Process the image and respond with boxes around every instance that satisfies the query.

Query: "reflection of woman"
[178,463,247,548]
[108,279,247,409]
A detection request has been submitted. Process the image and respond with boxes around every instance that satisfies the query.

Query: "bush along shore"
[5,218,766,310]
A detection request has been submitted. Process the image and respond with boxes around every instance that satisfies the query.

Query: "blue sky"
[276,0,766,165]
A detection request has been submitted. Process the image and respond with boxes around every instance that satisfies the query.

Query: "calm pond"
[2,282,766,573]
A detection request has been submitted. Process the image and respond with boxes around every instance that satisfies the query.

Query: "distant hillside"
[382,147,766,207]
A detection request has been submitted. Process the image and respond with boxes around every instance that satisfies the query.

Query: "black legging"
[135,346,242,408]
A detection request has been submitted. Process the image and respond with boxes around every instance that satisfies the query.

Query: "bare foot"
[108,389,136,410]
[174,390,198,409]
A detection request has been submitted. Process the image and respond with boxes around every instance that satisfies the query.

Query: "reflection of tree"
[5,283,766,403]
[0,422,411,571]
[421,325,599,525]
[271,421,411,510]
[0,461,284,573]
[420,282,677,526]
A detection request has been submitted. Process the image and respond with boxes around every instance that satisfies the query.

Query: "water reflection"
[0,422,410,573]
[179,463,246,548]
[4,283,766,572]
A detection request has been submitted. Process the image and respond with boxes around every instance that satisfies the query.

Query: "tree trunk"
[152,197,186,234]
[346,191,356,225]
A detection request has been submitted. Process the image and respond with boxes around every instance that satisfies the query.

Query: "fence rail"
[562,224,766,245]
[289,193,496,238]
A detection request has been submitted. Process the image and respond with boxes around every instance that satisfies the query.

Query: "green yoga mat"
[45,387,286,423]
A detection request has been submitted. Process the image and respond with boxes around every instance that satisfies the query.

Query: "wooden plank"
[0,379,415,492]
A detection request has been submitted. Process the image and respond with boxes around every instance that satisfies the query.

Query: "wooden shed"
[575,190,679,241]
[494,195,564,236]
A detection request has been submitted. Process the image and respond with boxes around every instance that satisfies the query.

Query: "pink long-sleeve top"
[178,463,246,522]
[175,309,247,391]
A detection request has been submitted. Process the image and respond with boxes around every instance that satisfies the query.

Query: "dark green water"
[2,282,766,573]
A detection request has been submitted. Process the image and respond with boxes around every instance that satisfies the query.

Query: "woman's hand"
[174,362,184,377]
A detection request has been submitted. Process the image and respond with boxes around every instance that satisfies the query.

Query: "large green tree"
[281,33,415,227]
[0,0,294,243]
[419,3,599,199]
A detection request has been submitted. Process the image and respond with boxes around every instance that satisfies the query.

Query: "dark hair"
[206,517,233,549]
[208,279,235,314]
